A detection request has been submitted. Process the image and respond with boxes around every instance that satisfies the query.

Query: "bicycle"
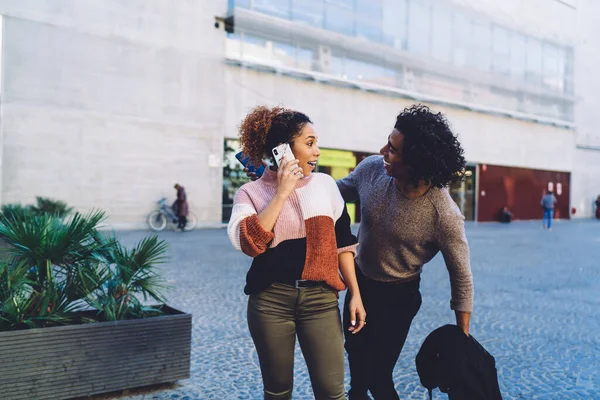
[147,198,198,232]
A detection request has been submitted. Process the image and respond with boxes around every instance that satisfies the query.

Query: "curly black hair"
[394,104,466,188]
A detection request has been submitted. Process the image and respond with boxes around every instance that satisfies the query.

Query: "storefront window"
[222,139,251,223]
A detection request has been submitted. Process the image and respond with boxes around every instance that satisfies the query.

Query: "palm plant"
[0,205,170,331]
[0,260,35,330]
[0,203,33,222]
[90,235,169,321]
[0,210,113,329]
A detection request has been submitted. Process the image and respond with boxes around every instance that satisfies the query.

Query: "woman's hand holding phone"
[275,155,303,199]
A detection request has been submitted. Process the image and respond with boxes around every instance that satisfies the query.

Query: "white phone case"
[272,143,296,168]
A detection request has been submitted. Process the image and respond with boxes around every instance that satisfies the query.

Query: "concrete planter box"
[0,306,192,400]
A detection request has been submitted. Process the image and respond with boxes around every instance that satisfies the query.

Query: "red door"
[477,164,570,222]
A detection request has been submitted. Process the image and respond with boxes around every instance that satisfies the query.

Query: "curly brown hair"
[238,105,312,167]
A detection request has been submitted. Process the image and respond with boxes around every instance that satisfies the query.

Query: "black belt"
[276,279,326,289]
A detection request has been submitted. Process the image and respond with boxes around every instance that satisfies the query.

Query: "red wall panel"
[477,164,570,222]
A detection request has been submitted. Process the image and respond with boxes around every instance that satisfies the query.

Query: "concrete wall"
[0,0,597,224]
[0,0,228,228]
[571,0,600,217]
[224,67,574,174]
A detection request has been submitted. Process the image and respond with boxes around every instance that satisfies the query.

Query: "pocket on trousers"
[249,285,295,317]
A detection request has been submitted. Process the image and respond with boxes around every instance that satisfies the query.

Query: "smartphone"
[272,143,296,168]
[235,151,266,177]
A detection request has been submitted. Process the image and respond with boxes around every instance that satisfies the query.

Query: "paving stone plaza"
[112,220,600,400]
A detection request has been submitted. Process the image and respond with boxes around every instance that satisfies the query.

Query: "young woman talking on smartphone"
[227,105,365,400]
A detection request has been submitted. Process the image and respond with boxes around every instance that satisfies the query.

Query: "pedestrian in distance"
[228,105,366,400]
[499,206,513,223]
[173,183,188,231]
[541,190,558,230]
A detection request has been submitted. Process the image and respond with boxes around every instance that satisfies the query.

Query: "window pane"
[344,58,396,85]
[330,50,346,77]
[292,0,324,27]
[327,0,353,7]
[231,0,250,9]
[272,42,297,68]
[382,0,407,49]
[356,0,383,42]
[471,21,491,71]
[542,42,562,91]
[324,3,355,35]
[492,26,511,75]
[431,4,452,63]
[510,33,526,79]
[453,13,472,67]
[252,0,291,19]
[526,37,543,84]
[296,45,314,70]
[407,1,431,56]
[564,48,574,94]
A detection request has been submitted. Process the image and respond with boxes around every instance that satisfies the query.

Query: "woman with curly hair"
[338,104,474,400]
[227,105,366,400]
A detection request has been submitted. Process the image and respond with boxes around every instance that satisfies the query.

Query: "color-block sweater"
[228,169,358,295]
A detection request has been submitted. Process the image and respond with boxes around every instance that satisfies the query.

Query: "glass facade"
[227,0,575,121]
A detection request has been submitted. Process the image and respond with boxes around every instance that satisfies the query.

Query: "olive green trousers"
[247,282,346,400]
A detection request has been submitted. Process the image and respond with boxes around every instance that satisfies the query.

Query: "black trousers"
[177,215,187,230]
[343,267,422,400]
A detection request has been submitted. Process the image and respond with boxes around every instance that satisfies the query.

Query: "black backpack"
[416,325,502,400]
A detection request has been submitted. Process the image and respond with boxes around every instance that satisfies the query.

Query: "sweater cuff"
[337,243,358,258]
[239,214,274,256]
[450,299,473,313]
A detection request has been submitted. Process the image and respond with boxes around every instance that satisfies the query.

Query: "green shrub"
[0,211,169,331]
[0,204,34,222]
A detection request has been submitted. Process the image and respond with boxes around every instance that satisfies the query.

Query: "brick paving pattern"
[106,220,600,399]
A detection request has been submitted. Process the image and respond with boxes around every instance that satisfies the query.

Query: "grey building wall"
[1,0,598,225]
[0,0,228,228]
[572,0,600,216]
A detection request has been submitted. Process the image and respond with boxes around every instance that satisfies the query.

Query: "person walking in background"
[228,105,365,400]
[173,183,188,231]
[595,195,600,220]
[541,190,558,230]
